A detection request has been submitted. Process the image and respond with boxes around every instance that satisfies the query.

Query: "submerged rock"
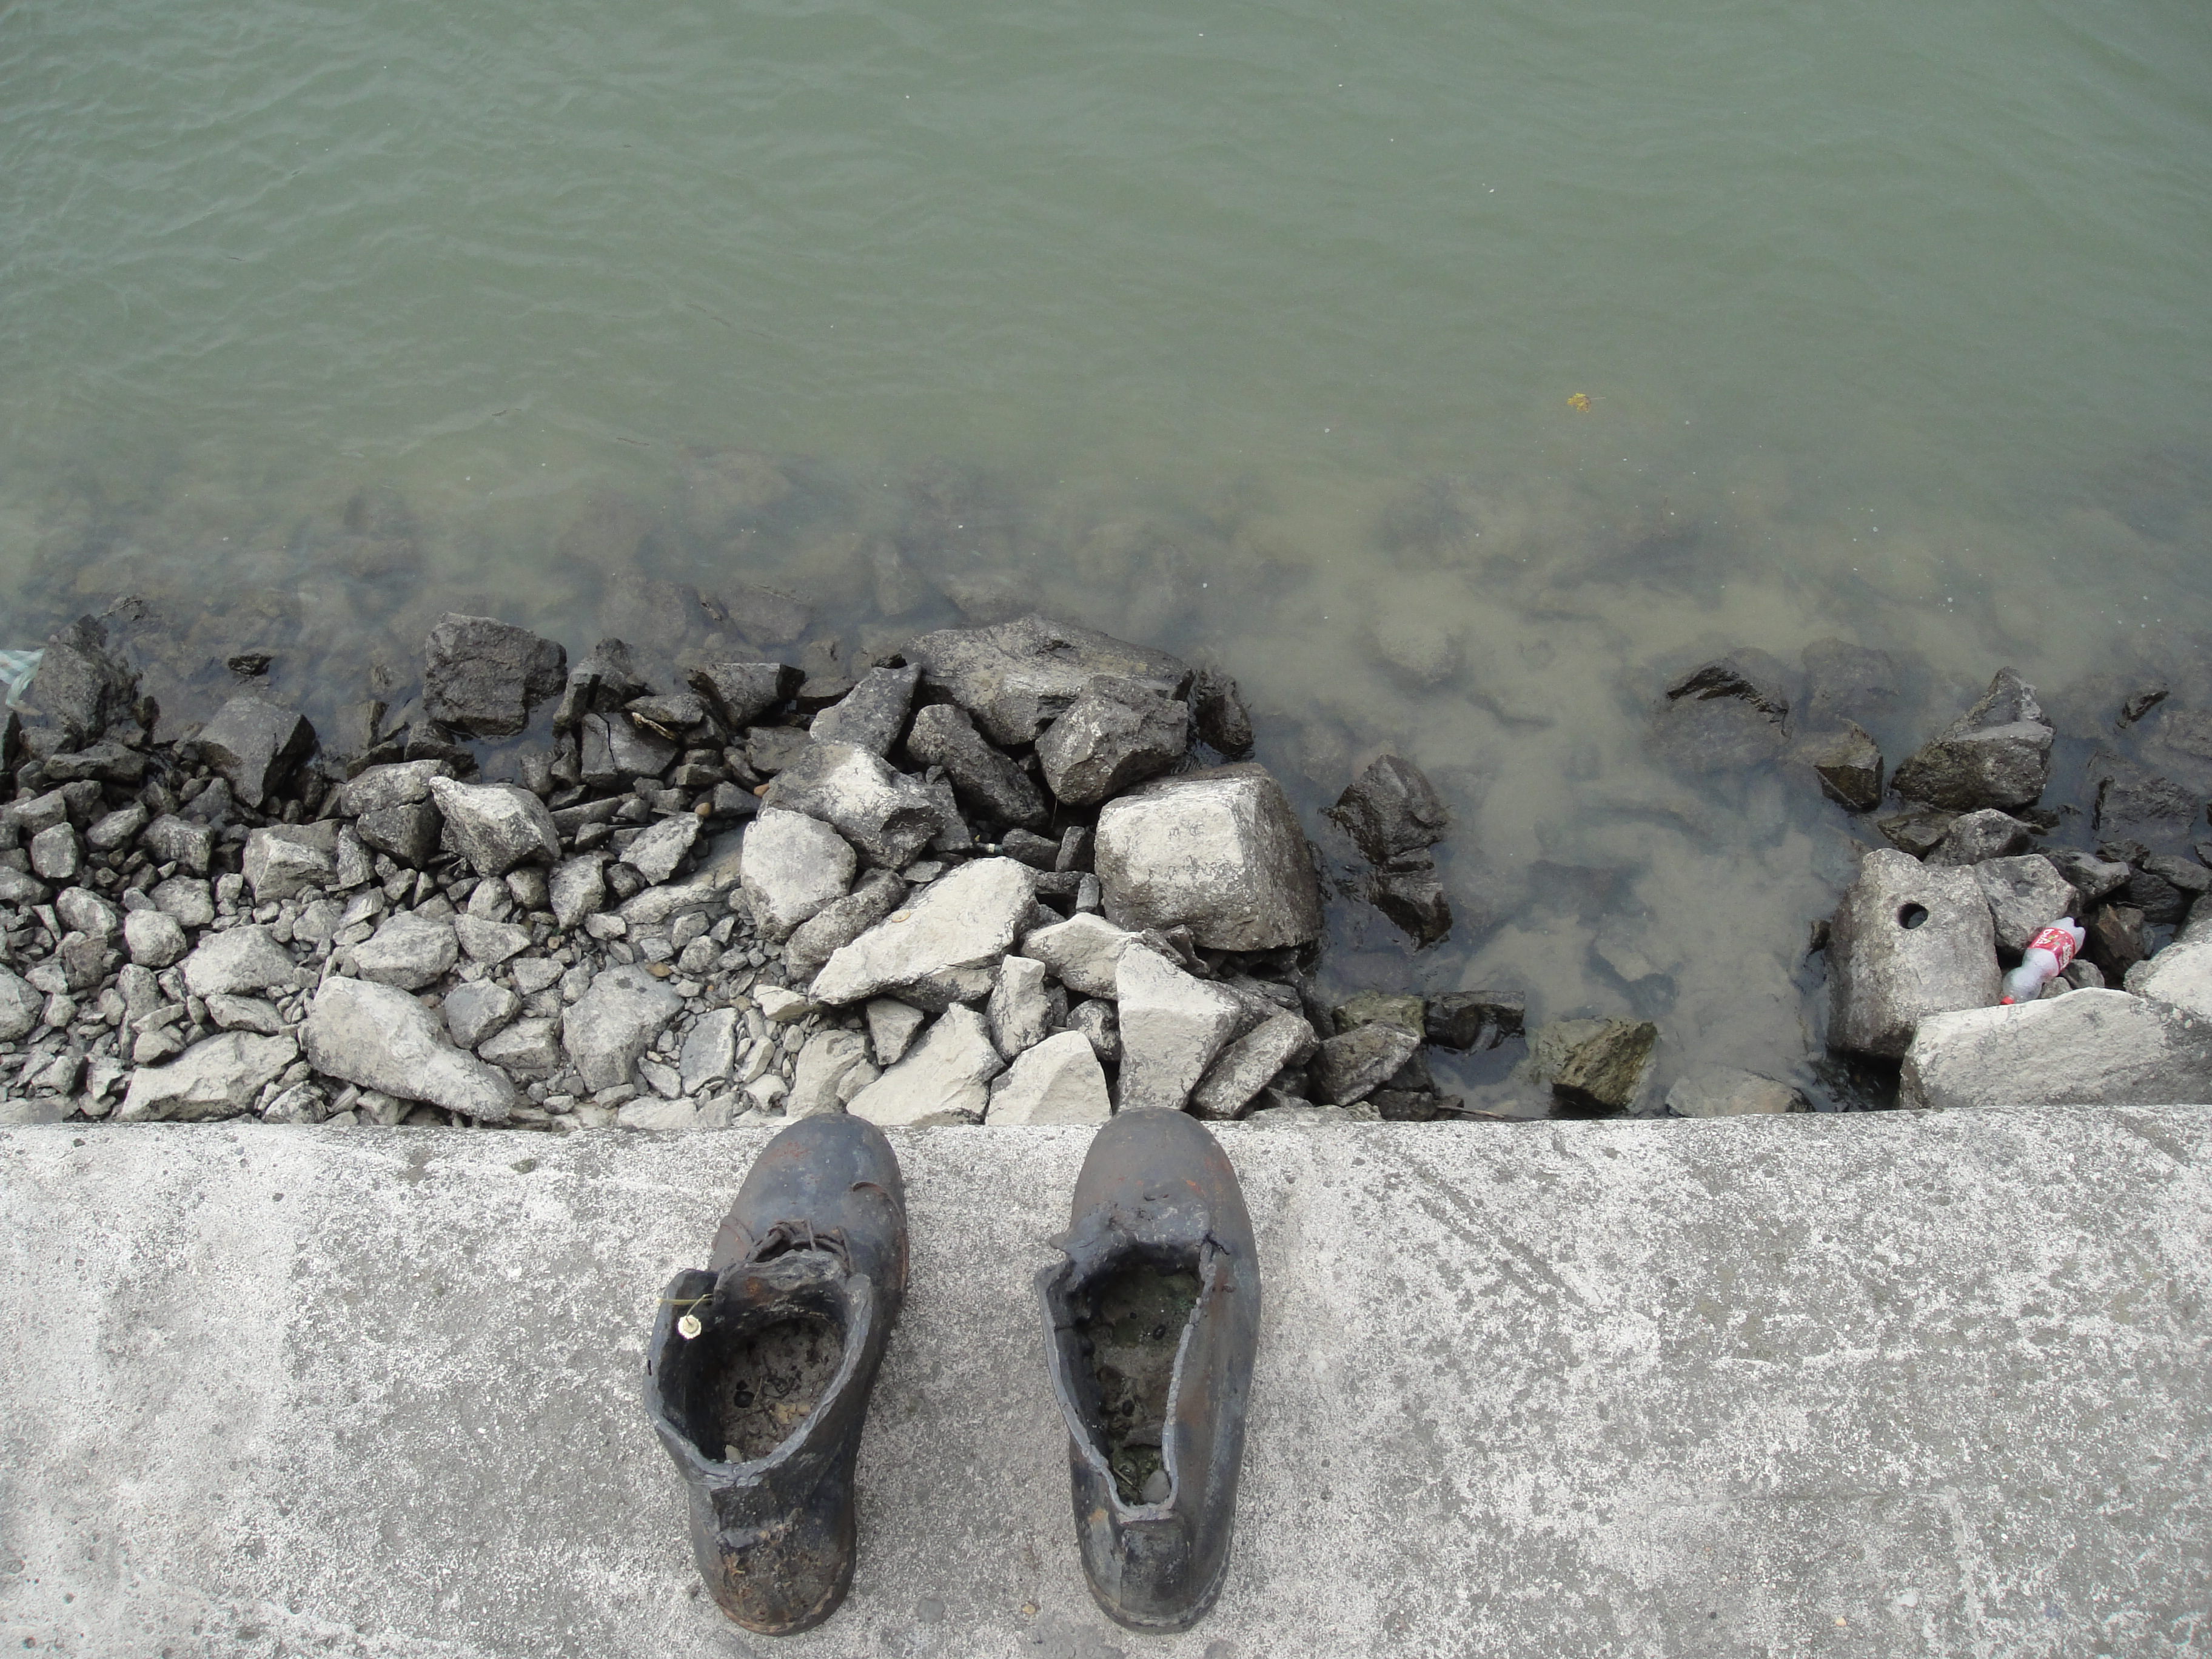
[196,695,313,808]
[1312,1020,1422,1107]
[1094,763,1322,952]
[1426,990,1523,1052]
[1649,654,1791,772]
[1663,1066,1807,1116]
[1802,722,1885,814]
[1533,1018,1658,1114]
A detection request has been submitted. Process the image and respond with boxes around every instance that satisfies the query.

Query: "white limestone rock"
[352,912,460,991]
[788,1028,879,1117]
[845,1005,1005,1127]
[1094,763,1323,951]
[740,808,856,940]
[426,777,561,877]
[181,925,301,999]
[985,1031,1111,1125]
[866,998,927,1067]
[988,955,1053,1057]
[1021,913,1138,1000]
[301,977,515,1122]
[116,1033,298,1123]
[561,965,685,1092]
[1114,947,1248,1111]
[1900,990,2212,1110]
[809,857,1036,1011]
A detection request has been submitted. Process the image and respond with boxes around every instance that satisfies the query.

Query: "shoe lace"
[745,1217,854,1270]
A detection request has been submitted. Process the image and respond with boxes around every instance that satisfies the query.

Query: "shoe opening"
[685,1312,846,1465]
[1071,1252,1202,1506]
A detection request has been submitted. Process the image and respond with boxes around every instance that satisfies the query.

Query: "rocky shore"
[0,609,1520,1130]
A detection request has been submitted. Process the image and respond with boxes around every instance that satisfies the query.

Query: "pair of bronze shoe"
[642,1108,1259,1637]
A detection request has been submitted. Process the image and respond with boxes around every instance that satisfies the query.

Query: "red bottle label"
[2027,925,2079,970]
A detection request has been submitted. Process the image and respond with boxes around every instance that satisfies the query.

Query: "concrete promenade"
[2,1108,2207,1658]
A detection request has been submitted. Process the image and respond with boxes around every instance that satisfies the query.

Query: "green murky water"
[3,0,2210,1106]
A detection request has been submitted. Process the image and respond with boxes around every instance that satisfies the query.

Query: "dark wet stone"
[401,720,476,773]
[1331,991,1426,1036]
[625,693,708,736]
[989,828,1057,870]
[687,661,801,729]
[1924,809,2032,867]
[1371,865,1452,947]
[716,581,813,646]
[2083,903,2148,978]
[1371,1088,1452,1122]
[1035,677,1188,808]
[1891,668,2053,812]
[601,575,716,646]
[356,802,443,868]
[1328,753,1450,863]
[421,614,566,737]
[1426,991,1524,1052]
[707,782,760,822]
[1801,638,1899,731]
[41,742,147,786]
[1876,806,1956,858]
[1649,652,1792,771]
[2143,853,2211,897]
[2121,865,2191,927]
[19,617,138,748]
[903,703,1047,830]
[1803,722,1883,813]
[2090,753,2202,848]
[2119,682,2170,728]
[809,665,920,756]
[196,695,313,809]
[580,713,677,786]
[1549,1019,1658,1114]
[899,614,1192,747]
[1190,669,1255,759]
[554,640,652,731]
[2043,847,2131,904]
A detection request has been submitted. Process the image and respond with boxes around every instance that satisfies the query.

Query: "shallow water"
[3,0,2210,1109]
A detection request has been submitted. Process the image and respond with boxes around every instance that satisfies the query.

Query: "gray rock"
[1021,913,1136,999]
[0,867,49,908]
[679,1007,739,1093]
[788,1028,879,1116]
[43,741,147,786]
[1191,1011,1320,1121]
[443,979,521,1048]
[1114,946,1248,1111]
[2090,755,2201,846]
[845,1004,1004,1127]
[580,712,675,785]
[2043,848,2131,905]
[141,814,213,876]
[783,868,907,983]
[619,815,698,885]
[902,703,1047,829]
[1664,1067,1808,1117]
[740,808,856,939]
[985,1031,1110,1125]
[988,954,1052,1057]
[1901,990,2212,1110]
[1189,668,1254,759]
[421,614,566,737]
[1925,809,2032,867]
[152,876,216,928]
[355,802,443,868]
[427,778,560,877]
[454,915,531,966]
[17,616,135,746]
[338,760,449,817]
[809,665,920,756]
[55,887,119,942]
[1827,849,2000,1057]
[1312,1021,1422,1107]
[1876,807,1957,859]
[1803,722,1885,814]
[1328,753,1452,863]
[243,823,339,902]
[809,857,1036,1010]
[477,1017,563,1079]
[87,802,148,853]
[1892,669,2053,812]
[1067,999,1120,1062]
[116,1032,298,1122]
[901,614,1191,748]
[865,998,927,1068]
[1974,856,2079,952]
[617,1098,698,1133]
[2085,903,2150,979]
[562,965,684,1091]
[197,695,314,808]
[762,741,942,869]
[1532,1018,1659,1113]
[123,909,189,969]
[206,994,284,1036]
[1801,638,1899,730]
[1094,763,1323,951]
[686,662,804,729]
[301,977,515,1121]
[1371,866,1452,948]
[1426,991,1524,1052]
[2124,937,2212,1023]
[0,965,44,1040]
[1034,677,1188,808]
[549,854,609,930]
[28,824,79,883]
[353,912,460,990]
[183,925,301,999]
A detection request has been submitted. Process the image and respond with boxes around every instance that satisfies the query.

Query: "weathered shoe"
[1037,1107,1261,1632]
[643,1114,908,1635]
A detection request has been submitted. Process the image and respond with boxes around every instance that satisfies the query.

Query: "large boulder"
[808,858,1036,1011]
[301,977,515,1121]
[1093,763,1322,951]
[1827,849,2001,1057]
[1900,990,2212,1110]
[1892,669,2053,812]
[739,808,856,939]
[1034,677,1188,807]
[196,695,314,808]
[1114,947,1247,1111]
[899,615,1191,747]
[421,614,566,737]
[762,742,944,869]
[1328,754,1451,863]
[845,1005,1004,1127]
[17,617,138,748]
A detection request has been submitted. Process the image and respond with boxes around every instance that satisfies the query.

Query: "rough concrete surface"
[2,1108,2208,1658]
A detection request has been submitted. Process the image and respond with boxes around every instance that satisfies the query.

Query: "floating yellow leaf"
[1566,392,1592,412]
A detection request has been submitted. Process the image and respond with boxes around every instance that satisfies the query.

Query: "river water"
[3,0,2210,1110]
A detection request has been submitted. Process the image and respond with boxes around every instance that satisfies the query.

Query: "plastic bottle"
[1999,917,2085,1005]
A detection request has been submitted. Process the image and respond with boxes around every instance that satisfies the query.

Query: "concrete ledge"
[2,1109,2208,1658]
